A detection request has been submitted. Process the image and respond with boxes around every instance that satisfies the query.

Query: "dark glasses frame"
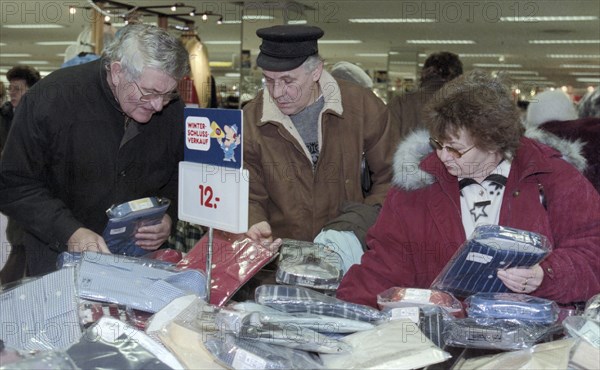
[429,137,475,159]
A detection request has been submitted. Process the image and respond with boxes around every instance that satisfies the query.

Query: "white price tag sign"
[178,162,249,233]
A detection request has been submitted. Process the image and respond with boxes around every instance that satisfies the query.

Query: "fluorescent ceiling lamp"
[0,43,6,46]
[242,15,274,20]
[349,18,434,23]
[3,24,64,29]
[203,41,241,45]
[501,16,598,22]
[221,20,242,24]
[407,40,475,44]
[514,80,555,85]
[209,61,233,68]
[473,63,522,68]
[390,61,417,65]
[458,53,504,58]
[111,22,157,28]
[225,73,241,77]
[577,77,600,83]
[503,70,539,75]
[569,72,600,76]
[0,53,32,58]
[529,40,599,44]
[35,41,77,46]
[355,53,388,57]
[320,40,362,44]
[18,61,49,65]
[287,20,307,25]
[511,76,548,80]
[560,64,600,69]
[547,54,600,59]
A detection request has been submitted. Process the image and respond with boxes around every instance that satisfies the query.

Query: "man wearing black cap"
[242,25,398,261]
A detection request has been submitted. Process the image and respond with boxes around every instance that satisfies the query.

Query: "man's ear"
[109,61,123,86]
[311,61,324,82]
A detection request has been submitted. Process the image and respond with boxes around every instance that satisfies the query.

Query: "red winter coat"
[337,131,600,307]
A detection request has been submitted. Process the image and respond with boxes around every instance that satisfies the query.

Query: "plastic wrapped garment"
[176,231,278,306]
[569,338,600,369]
[103,197,171,257]
[0,267,81,351]
[214,309,351,353]
[452,338,575,370]
[443,317,561,350]
[563,316,600,348]
[584,293,600,322]
[77,252,206,313]
[255,285,389,323]
[204,333,324,369]
[320,319,451,369]
[276,239,343,290]
[57,250,180,271]
[431,225,551,297]
[466,292,559,324]
[377,287,464,317]
[66,317,182,369]
[0,350,78,370]
[230,302,375,333]
[157,321,226,370]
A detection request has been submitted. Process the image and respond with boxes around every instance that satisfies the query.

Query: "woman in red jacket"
[337,70,600,308]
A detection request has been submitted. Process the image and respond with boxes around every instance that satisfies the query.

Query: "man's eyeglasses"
[132,81,179,104]
[429,137,475,159]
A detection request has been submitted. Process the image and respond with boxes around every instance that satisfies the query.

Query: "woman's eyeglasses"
[132,81,179,104]
[429,137,475,159]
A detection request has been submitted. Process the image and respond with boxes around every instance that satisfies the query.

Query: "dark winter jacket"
[0,59,184,275]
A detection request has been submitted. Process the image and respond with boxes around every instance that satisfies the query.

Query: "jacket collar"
[392,128,587,190]
[259,69,343,125]
[99,58,124,114]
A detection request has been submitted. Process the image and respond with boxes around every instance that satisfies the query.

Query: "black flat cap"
[256,25,324,71]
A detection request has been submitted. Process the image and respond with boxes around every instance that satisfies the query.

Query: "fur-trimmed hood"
[392,128,587,190]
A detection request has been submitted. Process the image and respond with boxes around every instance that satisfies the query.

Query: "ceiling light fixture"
[529,40,599,44]
[17,61,49,65]
[407,40,475,44]
[349,18,434,23]
[355,53,388,57]
[547,54,600,59]
[473,63,522,68]
[3,24,64,29]
[319,40,362,44]
[0,53,33,58]
[458,53,505,58]
[560,64,600,69]
[203,41,241,45]
[35,41,77,46]
[569,72,600,76]
[501,16,598,22]
[576,77,600,83]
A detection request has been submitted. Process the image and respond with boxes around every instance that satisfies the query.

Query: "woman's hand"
[497,264,544,294]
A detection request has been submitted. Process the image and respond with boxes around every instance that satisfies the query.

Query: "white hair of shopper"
[103,23,190,81]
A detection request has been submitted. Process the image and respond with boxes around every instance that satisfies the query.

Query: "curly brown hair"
[425,69,524,159]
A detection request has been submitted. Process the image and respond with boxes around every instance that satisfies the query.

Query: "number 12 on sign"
[199,185,220,209]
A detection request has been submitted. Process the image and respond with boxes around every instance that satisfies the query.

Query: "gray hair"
[103,24,190,81]
[302,54,324,73]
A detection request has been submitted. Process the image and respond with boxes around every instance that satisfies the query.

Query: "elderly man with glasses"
[337,70,600,308]
[0,24,189,276]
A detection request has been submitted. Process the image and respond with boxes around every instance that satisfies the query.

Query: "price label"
[178,162,249,233]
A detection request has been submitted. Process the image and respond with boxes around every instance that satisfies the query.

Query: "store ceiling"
[1,0,599,92]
